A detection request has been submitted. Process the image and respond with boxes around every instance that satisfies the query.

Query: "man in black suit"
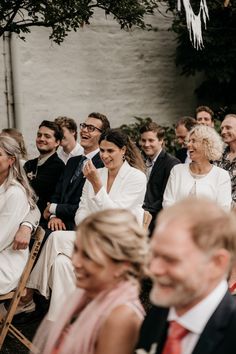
[175,116,196,163]
[43,112,110,232]
[140,122,180,234]
[136,197,236,354]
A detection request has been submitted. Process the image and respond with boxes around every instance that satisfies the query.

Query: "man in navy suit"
[43,112,110,232]
[140,122,180,234]
[136,197,236,354]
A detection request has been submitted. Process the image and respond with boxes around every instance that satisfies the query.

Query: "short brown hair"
[195,106,214,121]
[139,121,165,141]
[175,116,197,131]
[54,116,78,140]
[88,112,110,132]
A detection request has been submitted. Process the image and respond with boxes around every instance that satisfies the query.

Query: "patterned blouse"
[216,146,236,204]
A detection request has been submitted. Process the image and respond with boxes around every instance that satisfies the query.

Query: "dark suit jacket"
[50,152,103,229]
[175,147,188,163]
[136,291,236,354]
[143,150,180,233]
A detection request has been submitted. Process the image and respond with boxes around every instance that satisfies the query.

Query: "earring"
[122,154,125,161]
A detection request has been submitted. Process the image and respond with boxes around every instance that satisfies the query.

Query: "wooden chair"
[143,210,152,231]
[0,226,45,353]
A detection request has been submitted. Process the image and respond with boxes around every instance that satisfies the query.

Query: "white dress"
[27,161,147,321]
[163,164,232,210]
[0,181,30,294]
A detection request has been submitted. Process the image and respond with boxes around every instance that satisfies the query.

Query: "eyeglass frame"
[79,123,102,133]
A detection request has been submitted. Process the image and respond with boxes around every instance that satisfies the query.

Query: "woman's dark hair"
[99,129,145,172]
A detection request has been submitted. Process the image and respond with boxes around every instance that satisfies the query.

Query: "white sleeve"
[74,180,90,225]
[216,170,232,210]
[0,186,30,251]
[162,167,178,208]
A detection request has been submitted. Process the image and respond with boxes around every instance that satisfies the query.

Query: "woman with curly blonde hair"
[163,125,232,209]
[32,208,149,354]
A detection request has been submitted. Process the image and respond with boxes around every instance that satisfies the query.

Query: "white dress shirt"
[57,142,84,164]
[167,280,228,354]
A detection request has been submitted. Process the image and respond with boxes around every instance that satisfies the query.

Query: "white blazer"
[163,164,232,210]
[75,161,147,225]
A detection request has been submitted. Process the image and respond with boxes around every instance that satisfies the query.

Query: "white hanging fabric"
[177,0,209,50]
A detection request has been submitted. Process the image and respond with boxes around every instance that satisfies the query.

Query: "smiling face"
[196,111,214,127]
[99,140,125,172]
[140,131,163,160]
[221,116,236,145]
[36,126,60,155]
[0,147,14,183]
[79,117,103,154]
[175,124,189,147]
[72,231,124,298]
[187,133,206,162]
[149,219,217,315]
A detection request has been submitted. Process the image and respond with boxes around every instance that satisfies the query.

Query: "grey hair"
[189,125,224,161]
[0,136,36,208]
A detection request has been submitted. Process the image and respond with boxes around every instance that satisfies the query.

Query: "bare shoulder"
[95,304,143,354]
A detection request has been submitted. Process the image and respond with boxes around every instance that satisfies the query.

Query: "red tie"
[162,321,189,354]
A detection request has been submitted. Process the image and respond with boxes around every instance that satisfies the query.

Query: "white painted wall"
[0,8,200,157]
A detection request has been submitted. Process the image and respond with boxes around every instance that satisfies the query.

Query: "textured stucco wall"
[0,8,200,157]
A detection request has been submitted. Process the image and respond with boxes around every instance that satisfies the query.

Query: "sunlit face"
[220,117,236,145]
[196,111,214,127]
[60,127,76,149]
[175,124,189,147]
[99,140,125,172]
[79,117,102,154]
[149,220,216,315]
[72,231,124,297]
[140,131,163,160]
[0,147,14,181]
[36,126,60,155]
[187,133,206,162]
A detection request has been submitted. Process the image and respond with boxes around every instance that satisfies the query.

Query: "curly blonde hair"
[76,208,149,280]
[189,125,224,161]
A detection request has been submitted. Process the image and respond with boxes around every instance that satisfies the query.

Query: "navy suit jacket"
[143,150,180,233]
[136,291,236,354]
[50,152,103,229]
[175,147,188,163]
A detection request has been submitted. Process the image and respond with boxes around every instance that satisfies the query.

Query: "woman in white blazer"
[0,136,35,295]
[163,125,232,210]
[26,129,147,321]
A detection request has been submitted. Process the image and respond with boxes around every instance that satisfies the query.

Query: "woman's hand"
[82,160,103,194]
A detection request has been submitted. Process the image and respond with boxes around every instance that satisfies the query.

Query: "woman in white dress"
[27,129,147,320]
[0,135,35,294]
[163,125,232,210]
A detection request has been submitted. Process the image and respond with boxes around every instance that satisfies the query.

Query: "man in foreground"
[136,197,236,354]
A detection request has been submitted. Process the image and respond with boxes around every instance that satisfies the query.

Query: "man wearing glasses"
[42,112,110,234]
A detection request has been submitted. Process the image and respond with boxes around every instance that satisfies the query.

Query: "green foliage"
[119,116,177,155]
[0,0,159,44]
[163,0,236,108]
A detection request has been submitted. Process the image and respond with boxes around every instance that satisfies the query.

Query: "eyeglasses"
[79,123,102,133]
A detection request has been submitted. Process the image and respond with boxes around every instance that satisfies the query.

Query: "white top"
[0,181,30,293]
[57,142,84,164]
[168,280,228,354]
[163,164,232,210]
[75,161,147,225]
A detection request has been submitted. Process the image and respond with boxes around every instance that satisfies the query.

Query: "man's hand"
[48,217,66,231]
[12,225,31,250]
[43,203,51,220]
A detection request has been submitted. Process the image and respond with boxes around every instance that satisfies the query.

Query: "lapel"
[149,150,166,181]
[192,291,236,354]
[105,161,130,197]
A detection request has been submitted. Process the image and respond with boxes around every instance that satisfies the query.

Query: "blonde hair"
[1,128,28,159]
[157,197,236,270]
[189,125,224,160]
[0,136,36,208]
[76,208,149,280]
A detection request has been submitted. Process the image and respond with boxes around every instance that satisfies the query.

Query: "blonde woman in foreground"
[32,208,149,354]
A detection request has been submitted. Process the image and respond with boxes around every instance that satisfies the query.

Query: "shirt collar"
[168,280,228,334]
[84,148,100,160]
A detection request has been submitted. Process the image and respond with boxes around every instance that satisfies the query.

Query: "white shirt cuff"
[49,203,57,214]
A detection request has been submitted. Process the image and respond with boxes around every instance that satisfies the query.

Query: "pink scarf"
[33,280,144,354]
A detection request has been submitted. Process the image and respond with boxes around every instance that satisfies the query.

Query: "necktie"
[70,156,87,183]
[162,321,189,354]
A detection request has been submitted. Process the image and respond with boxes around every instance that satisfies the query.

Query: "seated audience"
[32,208,148,354]
[0,136,36,294]
[163,125,232,210]
[136,197,236,354]
[54,116,83,164]
[26,128,147,320]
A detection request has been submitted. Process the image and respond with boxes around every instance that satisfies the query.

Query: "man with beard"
[24,120,65,216]
[136,197,236,354]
